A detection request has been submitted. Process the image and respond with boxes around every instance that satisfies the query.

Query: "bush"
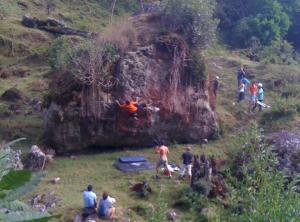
[260,99,297,124]
[48,36,84,71]
[223,122,300,222]
[160,0,218,48]
[102,20,137,54]
[188,52,208,82]
[258,41,297,65]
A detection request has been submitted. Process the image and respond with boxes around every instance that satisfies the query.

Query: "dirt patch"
[17,32,48,43]
[1,88,25,102]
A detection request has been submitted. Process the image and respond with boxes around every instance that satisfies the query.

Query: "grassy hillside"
[0,0,142,144]
[1,1,300,221]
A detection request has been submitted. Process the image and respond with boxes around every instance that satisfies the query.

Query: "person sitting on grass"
[82,185,97,215]
[98,191,116,220]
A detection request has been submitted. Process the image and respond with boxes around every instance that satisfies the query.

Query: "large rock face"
[44,15,218,153]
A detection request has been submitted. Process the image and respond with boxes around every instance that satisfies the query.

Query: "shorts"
[250,94,256,102]
[180,164,192,176]
[238,92,244,102]
[156,159,168,168]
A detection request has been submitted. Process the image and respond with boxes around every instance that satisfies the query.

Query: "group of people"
[155,143,194,184]
[82,145,194,219]
[82,185,116,220]
[237,64,265,112]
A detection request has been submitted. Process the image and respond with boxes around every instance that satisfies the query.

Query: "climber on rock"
[116,99,139,120]
[116,98,149,120]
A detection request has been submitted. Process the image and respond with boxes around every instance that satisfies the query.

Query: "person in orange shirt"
[248,82,258,112]
[117,100,138,113]
[155,143,171,179]
[116,99,140,120]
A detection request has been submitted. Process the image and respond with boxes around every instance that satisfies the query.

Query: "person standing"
[248,82,258,112]
[253,83,264,112]
[237,80,245,103]
[155,142,171,178]
[180,147,193,184]
[212,76,220,97]
[237,65,246,87]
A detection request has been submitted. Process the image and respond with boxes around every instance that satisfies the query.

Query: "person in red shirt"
[248,82,258,112]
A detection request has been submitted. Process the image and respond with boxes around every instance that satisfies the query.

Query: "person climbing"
[253,83,264,112]
[116,99,139,120]
[248,81,258,112]
[180,146,193,184]
[155,142,171,179]
[237,80,245,103]
[98,191,116,220]
[82,185,97,214]
[237,64,246,87]
[212,76,220,97]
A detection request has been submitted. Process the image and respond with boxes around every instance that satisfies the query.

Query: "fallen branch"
[21,15,98,38]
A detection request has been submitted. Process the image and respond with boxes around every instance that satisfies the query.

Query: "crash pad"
[119,156,146,163]
[114,156,155,173]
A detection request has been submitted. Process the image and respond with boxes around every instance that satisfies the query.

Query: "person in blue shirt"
[253,83,264,112]
[237,65,246,87]
[83,185,97,209]
[98,191,116,219]
[242,77,250,96]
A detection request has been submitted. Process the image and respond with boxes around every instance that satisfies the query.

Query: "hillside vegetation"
[0,0,300,222]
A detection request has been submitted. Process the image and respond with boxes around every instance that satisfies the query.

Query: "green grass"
[1,1,300,221]
[25,139,233,222]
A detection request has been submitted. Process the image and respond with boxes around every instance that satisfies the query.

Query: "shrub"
[258,40,297,65]
[160,0,218,48]
[223,122,300,222]
[188,52,208,82]
[260,99,296,124]
[0,141,58,221]
[102,20,137,54]
[48,36,84,71]
[148,196,168,222]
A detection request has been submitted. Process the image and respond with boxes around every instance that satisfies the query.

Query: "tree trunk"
[110,0,117,23]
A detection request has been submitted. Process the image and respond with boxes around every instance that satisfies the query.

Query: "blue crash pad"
[119,156,146,163]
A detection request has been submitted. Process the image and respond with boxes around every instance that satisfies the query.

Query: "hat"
[258,83,263,87]
[216,76,219,79]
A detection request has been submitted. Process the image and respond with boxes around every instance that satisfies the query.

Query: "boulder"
[270,131,300,192]
[167,209,179,221]
[1,88,24,102]
[29,191,61,212]
[26,145,46,171]
[43,14,218,153]
[0,68,11,79]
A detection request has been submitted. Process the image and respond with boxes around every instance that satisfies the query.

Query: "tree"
[217,0,291,47]
[160,0,219,48]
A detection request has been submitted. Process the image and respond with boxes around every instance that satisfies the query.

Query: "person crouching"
[98,191,116,219]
